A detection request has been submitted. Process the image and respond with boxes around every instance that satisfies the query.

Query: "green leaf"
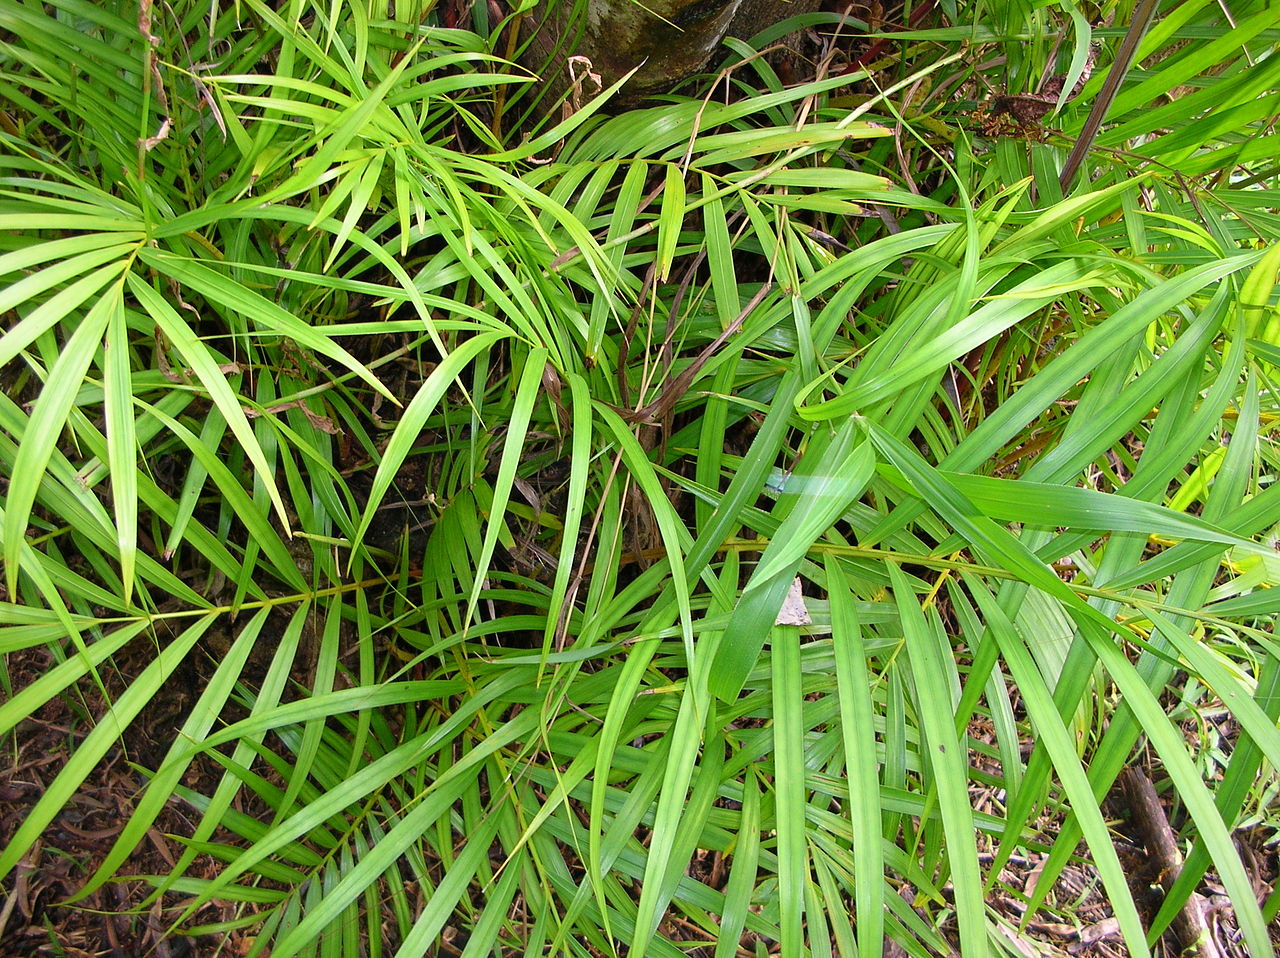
[127,275,296,545]
[887,563,988,958]
[710,428,874,701]
[656,163,686,282]
[3,285,115,593]
[101,285,137,606]
[825,555,885,958]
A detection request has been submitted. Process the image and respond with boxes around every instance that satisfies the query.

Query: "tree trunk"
[523,0,819,108]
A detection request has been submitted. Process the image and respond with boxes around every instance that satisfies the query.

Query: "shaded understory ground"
[2,640,1275,957]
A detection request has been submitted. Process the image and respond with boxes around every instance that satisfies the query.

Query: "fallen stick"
[1119,768,1222,958]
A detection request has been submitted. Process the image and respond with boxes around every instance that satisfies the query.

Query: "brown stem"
[1059,0,1161,193]
[617,281,773,425]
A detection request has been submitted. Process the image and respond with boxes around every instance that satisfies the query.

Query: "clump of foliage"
[1,0,1279,955]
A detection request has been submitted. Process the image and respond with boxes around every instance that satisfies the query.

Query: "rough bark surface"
[523,0,819,108]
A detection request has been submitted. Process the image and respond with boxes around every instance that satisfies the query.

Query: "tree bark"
[523,0,819,108]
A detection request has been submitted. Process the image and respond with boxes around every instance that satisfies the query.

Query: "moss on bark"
[523,0,819,109]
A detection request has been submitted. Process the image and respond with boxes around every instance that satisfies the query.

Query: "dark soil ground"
[0,641,254,958]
